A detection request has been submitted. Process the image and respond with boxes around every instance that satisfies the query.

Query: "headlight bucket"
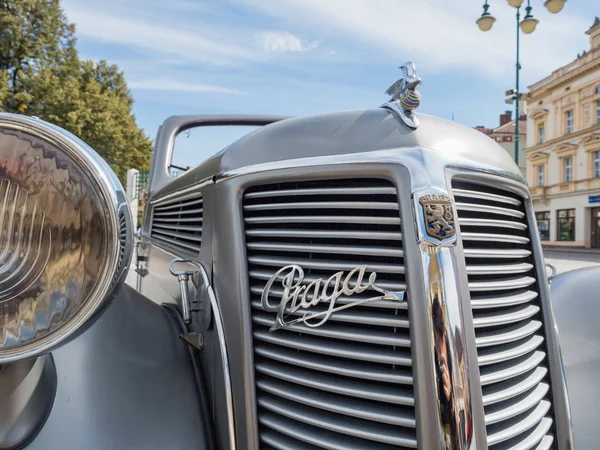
[0,113,132,363]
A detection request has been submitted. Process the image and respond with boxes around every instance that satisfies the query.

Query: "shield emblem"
[419,194,456,241]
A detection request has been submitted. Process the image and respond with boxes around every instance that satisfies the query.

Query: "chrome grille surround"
[150,190,203,255]
[452,178,556,449]
[218,147,573,450]
[243,178,416,450]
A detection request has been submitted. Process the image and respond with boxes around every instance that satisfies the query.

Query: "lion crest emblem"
[419,194,455,241]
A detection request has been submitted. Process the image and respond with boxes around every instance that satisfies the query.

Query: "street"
[543,248,600,275]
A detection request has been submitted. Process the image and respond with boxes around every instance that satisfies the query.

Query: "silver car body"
[137,109,575,449]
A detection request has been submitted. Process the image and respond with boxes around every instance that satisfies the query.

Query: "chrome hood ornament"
[382,61,422,129]
[261,265,405,331]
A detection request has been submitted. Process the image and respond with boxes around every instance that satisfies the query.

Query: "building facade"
[525,18,600,248]
[475,111,527,177]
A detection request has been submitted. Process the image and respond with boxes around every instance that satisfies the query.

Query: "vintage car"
[0,63,598,450]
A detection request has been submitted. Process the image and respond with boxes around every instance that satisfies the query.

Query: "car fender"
[550,266,600,449]
[26,284,212,450]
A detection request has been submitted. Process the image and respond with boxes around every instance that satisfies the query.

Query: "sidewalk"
[544,257,599,274]
[542,246,600,274]
[542,246,600,254]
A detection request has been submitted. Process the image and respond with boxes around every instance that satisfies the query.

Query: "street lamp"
[520,5,539,34]
[476,3,496,31]
[544,0,566,14]
[476,0,566,168]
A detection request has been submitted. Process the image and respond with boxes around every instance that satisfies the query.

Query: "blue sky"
[61,0,598,169]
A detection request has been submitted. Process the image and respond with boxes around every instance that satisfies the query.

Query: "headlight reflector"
[0,113,131,363]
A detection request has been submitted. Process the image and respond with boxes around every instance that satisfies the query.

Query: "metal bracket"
[134,240,149,286]
[134,267,148,277]
[180,331,204,351]
[169,258,204,324]
[545,263,557,284]
[382,101,420,129]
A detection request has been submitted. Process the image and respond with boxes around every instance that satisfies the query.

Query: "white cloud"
[256,31,318,53]
[63,2,326,72]
[233,0,590,82]
[64,5,256,66]
[128,79,244,94]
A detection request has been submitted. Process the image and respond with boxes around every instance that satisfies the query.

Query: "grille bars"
[244,179,415,449]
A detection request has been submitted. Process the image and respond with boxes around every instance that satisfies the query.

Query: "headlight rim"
[0,113,126,364]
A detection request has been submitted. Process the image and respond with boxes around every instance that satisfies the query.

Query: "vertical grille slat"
[150,193,203,255]
[452,179,556,449]
[244,178,415,449]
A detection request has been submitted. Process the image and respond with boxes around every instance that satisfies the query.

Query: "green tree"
[0,70,8,105]
[0,0,152,183]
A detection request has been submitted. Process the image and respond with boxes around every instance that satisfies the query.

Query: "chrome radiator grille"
[452,180,555,449]
[243,179,416,450]
[150,192,203,255]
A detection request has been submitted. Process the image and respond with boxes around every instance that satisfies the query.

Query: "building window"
[565,110,573,134]
[536,211,550,241]
[563,156,573,182]
[594,151,600,178]
[557,209,576,241]
[537,164,545,186]
[537,123,545,143]
[596,100,600,125]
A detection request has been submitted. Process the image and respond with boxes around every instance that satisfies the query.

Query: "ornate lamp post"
[476,0,566,168]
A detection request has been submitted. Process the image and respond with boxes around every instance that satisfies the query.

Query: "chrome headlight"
[0,113,132,363]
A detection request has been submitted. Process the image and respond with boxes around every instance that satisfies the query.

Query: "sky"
[60,0,598,169]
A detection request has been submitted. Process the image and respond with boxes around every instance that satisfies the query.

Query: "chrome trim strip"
[424,246,475,449]
[196,262,237,450]
[150,177,212,205]
[215,148,526,186]
[165,257,237,450]
[414,189,476,449]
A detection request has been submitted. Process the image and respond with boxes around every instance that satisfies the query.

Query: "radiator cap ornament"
[419,194,456,241]
[382,61,422,129]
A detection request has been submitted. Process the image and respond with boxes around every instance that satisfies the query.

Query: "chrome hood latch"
[169,258,208,351]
